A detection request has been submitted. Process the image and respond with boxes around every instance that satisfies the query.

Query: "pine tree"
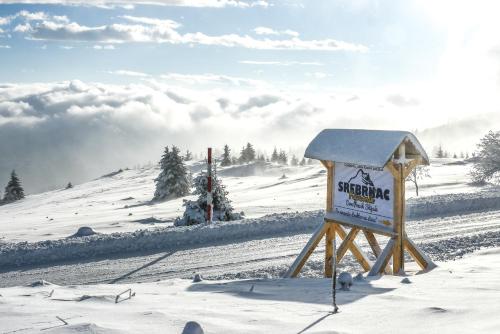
[66,182,73,189]
[220,145,232,166]
[435,145,445,158]
[299,157,306,166]
[245,143,256,162]
[175,163,243,226]
[291,155,299,166]
[271,147,279,163]
[278,150,288,165]
[153,146,191,201]
[3,170,25,203]
[184,150,193,161]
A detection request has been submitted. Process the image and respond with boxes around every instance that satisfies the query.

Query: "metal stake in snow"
[207,147,213,224]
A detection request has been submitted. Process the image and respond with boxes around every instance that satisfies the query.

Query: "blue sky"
[0,0,499,192]
[0,1,445,87]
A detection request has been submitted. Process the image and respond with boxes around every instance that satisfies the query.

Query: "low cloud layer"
[0,79,436,193]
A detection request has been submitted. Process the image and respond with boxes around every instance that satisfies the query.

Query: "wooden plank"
[404,236,436,271]
[368,238,396,276]
[324,212,396,237]
[284,222,327,278]
[385,162,399,179]
[334,224,372,272]
[363,231,392,275]
[336,227,359,263]
[324,224,334,277]
[324,163,335,277]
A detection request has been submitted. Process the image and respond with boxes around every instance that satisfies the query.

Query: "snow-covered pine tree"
[238,146,247,164]
[175,163,243,226]
[153,146,191,201]
[2,170,25,203]
[278,150,288,165]
[271,147,279,163]
[291,155,299,166]
[220,145,232,166]
[184,150,193,161]
[471,130,500,184]
[245,143,256,162]
[66,182,73,189]
[299,157,306,166]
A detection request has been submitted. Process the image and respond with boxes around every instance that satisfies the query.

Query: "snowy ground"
[1,248,499,334]
[0,158,491,243]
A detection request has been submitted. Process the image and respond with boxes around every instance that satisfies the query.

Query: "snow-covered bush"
[153,146,191,201]
[175,166,243,226]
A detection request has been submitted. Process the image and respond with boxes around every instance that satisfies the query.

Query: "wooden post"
[393,143,406,275]
[324,161,335,277]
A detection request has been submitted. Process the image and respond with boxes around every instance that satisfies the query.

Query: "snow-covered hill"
[0,159,489,243]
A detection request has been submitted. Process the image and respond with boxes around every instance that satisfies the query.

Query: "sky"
[0,0,500,193]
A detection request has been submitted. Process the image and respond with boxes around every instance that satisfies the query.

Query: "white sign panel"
[333,162,394,227]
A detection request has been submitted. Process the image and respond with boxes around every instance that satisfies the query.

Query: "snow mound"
[27,279,53,287]
[182,321,205,334]
[69,227,97,238]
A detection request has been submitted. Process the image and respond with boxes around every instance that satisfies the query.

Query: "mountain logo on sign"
[338,168,390,202]
[348,169,374,187]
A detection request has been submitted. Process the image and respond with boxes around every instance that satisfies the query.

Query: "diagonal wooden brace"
[363,231,392,275]
[283,222,327,278]
[404,236,436,271]
[336,227,360,262]
[368,238,396,276]
[334,224,372,272]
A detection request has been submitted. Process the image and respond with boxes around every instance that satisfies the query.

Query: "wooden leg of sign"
[324,224,335,278]
[334,225,372,272]
[336,227,359,263]
[404,236,436,271]
[284,222,327,278]
[368,238,396,276]
[363,231,392,275]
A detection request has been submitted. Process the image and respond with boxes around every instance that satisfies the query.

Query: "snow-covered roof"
[304,129,429,167]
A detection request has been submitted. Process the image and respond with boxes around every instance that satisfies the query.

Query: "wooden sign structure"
[284,129,435,278]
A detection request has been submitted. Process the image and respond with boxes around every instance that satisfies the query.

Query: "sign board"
[333,162,394,227]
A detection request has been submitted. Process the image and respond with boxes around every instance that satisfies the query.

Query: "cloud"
[93,44,115,49]
[238,94,281,112]
[158,73,268,87]
[306,72,329,79]
[254,26,299,37]
[0,0,271,8]
[239,60,324,66]
[386,94,420,107]
[109,69,149,77]
[0,45,11,48]
[9,12,368,52]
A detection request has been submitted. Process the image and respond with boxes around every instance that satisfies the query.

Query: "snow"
[0,159,496,245]
[1,248,500,333]
[304,129,429,167]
